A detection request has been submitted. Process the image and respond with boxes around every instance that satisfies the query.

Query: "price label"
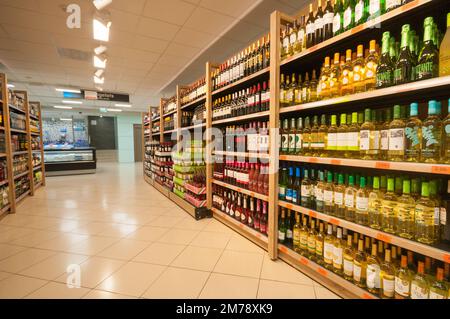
[431,166,450,175]
[286,204,293,210]
[250,192,255,197]
[280,155,288,161]
[239,223,244,229]
[375,162,391,170]
[280,246,288,253]
[300,257,309,265]
[317,268,328,277]
[330,159,342,165]
[376,233,392,243]
[350,25,364,35]
[362,293,376,299]
[329,218,340,226]
[443,254,450,263]
[309,158,319,163]
[309,211,317,218]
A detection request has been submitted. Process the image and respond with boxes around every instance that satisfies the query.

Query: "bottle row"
[14,176,29,197]
[10,111,26,131]
[11,134,28,152]
[278,211,449,299]
[180,78,206,106]
[0,160,7,181]
[181,104,206,127]
[212,82,270,121]
[212,185,268,236]
[280,100,450,164]
[8,90,25,112]
[163,97,177,115]
[163,116,175,131]
[0,185,9,209]
[222,121,270,153]
[212,35,270,91]
[12,155,28,176]
[279,164,448,245]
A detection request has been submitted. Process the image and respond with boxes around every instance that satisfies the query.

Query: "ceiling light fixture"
[93,13,112,42]
[94,75,105,84]
[94,45,107,55]
[107,108,122,112]
[93,0,112,10]
[115,104,132,108]
[55,88,81,93]
[7,84,15,88]
[54,106,73,109]
[62,100,83,105]
[93,54,107,69]
[95,69,104,78]
[60,118,73,121]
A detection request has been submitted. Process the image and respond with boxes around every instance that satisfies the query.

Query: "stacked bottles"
[12,155,28,176]
[29,102,40,119]
[180,78,206,106]
[8,90,26,112]
[11,134,27,152]
[280,99,450,164]
[0,160,7,181]
[278,211,450,299]
[279,165,448,246]
[223,121,269,153]
[10,112,26,131]
[212,35,270,91]
[163,97,177,114]
[212,82,270,120]
[213,184,269,236]
[163,116,175,131]
[14,175,30,197]
[0,185,9,209]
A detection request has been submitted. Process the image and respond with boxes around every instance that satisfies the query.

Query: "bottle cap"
[349,175,354,186]
[360,176,366,188]
[289,167,293,175]
[338,174,344,185]
[410,103,419,117]
[424,16,434,27]
[340,114,346,125]
[327,171,333,182]
[447,12,450,28]
[364,109,371,122]
[387,178,395,192]
[403,179,411,194]
[393,105,401,119]
[402,24,410,33]
[352,112,358,124]
[331,115,337,125]
[428,100,437,115]
[421,182,430,197]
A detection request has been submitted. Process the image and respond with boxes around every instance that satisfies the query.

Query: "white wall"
[116,114,142,163]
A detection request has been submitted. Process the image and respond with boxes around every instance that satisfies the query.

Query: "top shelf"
[29,114,39,121]
[212,67,270,97]
[163,109,177,118]
[8,104,26,114]
[280,0,434,67]
[181,96,206,110]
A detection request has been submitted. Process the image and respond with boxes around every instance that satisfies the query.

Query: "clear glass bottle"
[343,234,355,281]
[405,102,422,162]
[380,108,392,160]
[337,113,348,157]
[293,212,301,253]
[395,255,412,299]
[360,108,378,160]
[334,174,346,218]
[329,52,341,97]
[365,40,379,91]
[340,49,354,95]
[415,181,436,245]
[323,223,335,270]
[332,227,344,275]
[315,222,325,265]
[421,100,442,164]
[299,216,309,256]
[347,112,360,157]
[353,238,367,288]
[380,248,396,299]
[395,179,416,239]
[301,169,312,209]
[355,176,369,225]
[318,114,328,157]
[429,267,449,299]
[411,261,430,299]
[278,208,287,244]
[344,175,357,222]
[308,219,318,260]
[316,170,326,213]
[352,44,365,93]
[310,116,320,156]
[366,243,381,295]
[368,176,382,229]
[327,115,338,157]
[381,177,397,234]
[324,172,335,216]
[303,116,312,156]
[388,105,405,162]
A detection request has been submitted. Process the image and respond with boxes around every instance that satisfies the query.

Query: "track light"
[55,88,81,93]
[93,54,107,69]
[93,0,112,10]
[54,106,73,109]
[95,69,104,78]
[93,13,112,42]
[94,45,107,55]
[62,100,82,105]
[94,75,105,84]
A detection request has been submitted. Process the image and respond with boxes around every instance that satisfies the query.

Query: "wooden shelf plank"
[280,76,450,114]
[212,207,268,249]
[181,96,206,110]
[212,179,269,201]
[279,155,450,175]
[31,131,40,136]
[168,191,196,218]
[212,110,270,125]
[29,114,39,120]
[33,165,42,171]
[212,67,270,96]
[14,171,29,180]
[163,109,177,118]
[10,128,27,134]
[15,190,30,204]
[0,204,11,215]
[163,129,177,135]
[152,117,160,122]
[180,123,206,131]
[0,153,7,158]
[13,151,28,156]
[278,200,450,262]
[0,179,8,187]
[213,151,270,159]
[8,104,26,114]
[0,126,5,131]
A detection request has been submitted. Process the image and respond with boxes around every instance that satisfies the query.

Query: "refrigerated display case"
[44,148,96,176]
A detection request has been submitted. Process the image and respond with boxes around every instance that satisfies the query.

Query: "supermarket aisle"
[0,163,339,299]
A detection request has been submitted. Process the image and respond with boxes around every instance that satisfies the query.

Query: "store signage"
[63,92,83,99]
[83,90,130,102]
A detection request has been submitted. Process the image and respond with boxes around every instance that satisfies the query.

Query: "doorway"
[133,124,143,162]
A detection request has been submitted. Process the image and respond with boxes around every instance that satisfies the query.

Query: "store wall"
[42,118,88,148]
[87,116,116,150]
[116,114,142,163]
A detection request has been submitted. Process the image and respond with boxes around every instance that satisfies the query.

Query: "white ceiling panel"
[143,0,197,26]
[173,27,216,49]
[2,24,54,45]
[136,17,180,41]
[200,0,258,18]
[132,35,169,54]
[157,54,192,68]
[109,8,140,33]
[0,0,40,11]
[223,21,266,45]
[109,30,135,48]
[165,42,200,59]
[110,0,147,15]
[184,7,234,36]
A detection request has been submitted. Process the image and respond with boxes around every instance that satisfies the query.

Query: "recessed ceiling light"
[60,118,73,121]
[93,0,112,10]
[94,69,104,78]
[7,84,15,88]
[107,108,122,112]
[115,104,132,108]
[94,76,105,84]
[93,16,112,42]
[55,88,81,93]
[93,55,107,69]
[62,100,83,105]
[54,106,73,109]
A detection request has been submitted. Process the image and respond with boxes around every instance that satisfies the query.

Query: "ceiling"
[0,0,307,114]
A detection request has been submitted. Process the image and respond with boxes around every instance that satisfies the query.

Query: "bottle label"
[345,194,354,208]
[333,13,341,34]
[395,277,410,297]
[366,264,381,289]
[316,241,323,256]
[355,1,364,22]
[405,126,420,149]
[369,0,381,15]
[434,208,440,226]
[343,7,352,29]
[386,0,401,10]
[382,278,395,297]
[327,133,337,150]
[235,209,241,219]
[344,259,353,275]
[308,237,316,251]
[334,192,343,205]
[289,133,296,150]
[279,186,286,197]
[247,134,259,152]
[429,291,445,299]
[440,208,447,225]
[445,124,450,134]
[241,211,246,223]
[381,130,389,150]
[422,125,439,148]
[333,247,343,265]
[297,29,305,45]
[356,197,369,211]
[360,130,370,150]
[301,185,311,197]
[323,12,334,26]
[389,128,405,151]
[306,23,314,35]
[324,242,334,263]
[286,188,293,202]
[347,132,359,150]
[283,37,289,50]
[292,190,298,204]
[416,62,437,80]
[411,283,429,299]
[282,134,289,150]
[353,264,362,282]
[286,229,293,240]
[315,17,323,31]
[295,133,303,150]
[278,230,286,241]
[300,234,308,248]
[316,188,324,201]
[290,33,297,46]
[337,132,347,150]
[324,190,333,204]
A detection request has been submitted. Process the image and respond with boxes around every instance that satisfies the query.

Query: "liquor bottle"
[286,167,294,203]
[395,255,412,299]
[429,267,449,299]
[241,195,248,225]
[286,74,296,106]
[281,28,289,59]
[444,100,450,163]
[380,108,391,160]
[315,0,324,45]
[319,57,331,99]
[347,112,360,156]
[329,53,341,97]
[360,109,377,159]
[235,193,242,221]
[368,0,385,20]
[310,70,319,102]
[332,227,344,274]
[299,217,309,255]
[395,179,416,239]
[288,118,297,154]
[323,224,335,269]
[439,13,450,76]
[340,49,354,95]
[337,113,348,157]
[343,235,354,280]
[344,175,357,222]
[394,25,415,85]
[415,182,436,245]
[301,169,312,208]
[293,167,301,205]
[421,100,442,163]
[327,115,338,157]
[324,171,334,215]
[302,72,310,103]
[318,115,328,157]
[353,238,367,287]
[342,0,354,32]
[411,261,430,299]
[286,210,293,244]
[315,222,325,264]
[289,21,298,57]
[278,208,287,244]
[323,0,334,41]
[385,0,400,12]
[380,249,396,299]
[281,118,289,154]
[353,44,365,93]
[280,74,287,108]
[388,105,405,162]
[310,116,319,156]
[315,171,325,212]
[306,4,316,48]
[405,103,422,162]
[333,0,343,36]
[381,178,397,234]
[308,219,318,260]
[356,176,369,225]
[416,17,439,81]
[303,116,312,155]
[334,174,346,218]
[365,40,378,91]
[354,0,368,26]
[376,32,394,88]
[366,243,381,295]
[279,167,288,201]
[296,16,306,54]
[293,213,301,253]
[260,201,268,235]
[248,197,255,228]
[295,117,303,155]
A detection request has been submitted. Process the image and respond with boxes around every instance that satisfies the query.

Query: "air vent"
[57,47,92,62]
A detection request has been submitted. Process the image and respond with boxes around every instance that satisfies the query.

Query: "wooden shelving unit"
[29,101,45,192]
[142,0,450,299]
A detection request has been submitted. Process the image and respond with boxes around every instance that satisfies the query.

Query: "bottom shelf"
[277,244,378,300]
[211,207,268,250]
[34,181,43,191]
[15,190,30,204]
[169,191,196,218]
[0,204,11,216]
[153,180,171,198]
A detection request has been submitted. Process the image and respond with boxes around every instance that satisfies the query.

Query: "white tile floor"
[0,163,340,299]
